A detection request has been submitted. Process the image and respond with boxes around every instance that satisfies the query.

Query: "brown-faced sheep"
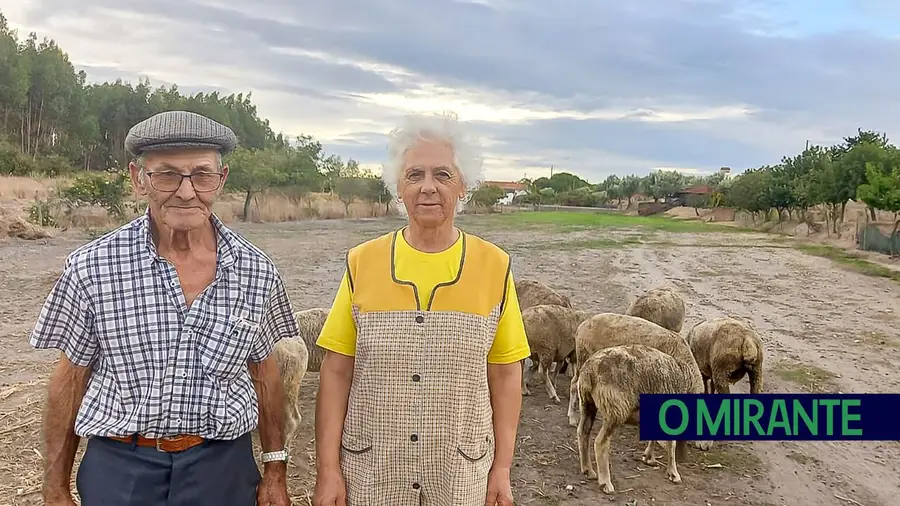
[576,344,694,493]
[515,279,573,310]
[565,313,713,451]
[624,286,686,333]
[294,307,329,372]
[521,304,593,402]
[268,336,309,457]
[686,316,764,394]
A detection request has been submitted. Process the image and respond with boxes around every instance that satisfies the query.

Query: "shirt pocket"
[197,315,258,383]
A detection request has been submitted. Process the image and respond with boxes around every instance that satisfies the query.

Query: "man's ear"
[128,162,147,195]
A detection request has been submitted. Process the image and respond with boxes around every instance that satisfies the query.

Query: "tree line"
[508,129,899,238]
[0,11,390,222]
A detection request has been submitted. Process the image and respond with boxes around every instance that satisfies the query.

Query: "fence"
[856,211,900,256]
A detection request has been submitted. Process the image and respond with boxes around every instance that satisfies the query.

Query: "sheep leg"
[521,361,531,396]
[702,375,712,394]
[593,422,617,494]
[712,371,732,394]
[641,441,661,467]
[663,440,682,483]
[567,369,581,427]
[284,402,301,459]
[748,368,763,394]
[576,399,597,477]
[541,357,561,403]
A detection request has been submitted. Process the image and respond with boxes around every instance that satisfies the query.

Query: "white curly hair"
[381,111,485,215]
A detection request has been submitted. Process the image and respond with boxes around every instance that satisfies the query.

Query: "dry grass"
[0,175,395,236]
[0,176,69,201]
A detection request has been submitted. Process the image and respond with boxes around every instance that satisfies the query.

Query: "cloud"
[3,0,900,183]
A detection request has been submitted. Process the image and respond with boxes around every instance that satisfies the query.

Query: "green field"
[475,210,750,233]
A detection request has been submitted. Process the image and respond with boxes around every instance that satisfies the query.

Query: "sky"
[2,0,899,183]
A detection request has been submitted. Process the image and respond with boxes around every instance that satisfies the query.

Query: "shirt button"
[412,374,420,382]
[415,315,424,324]
[182,371,188,378]
[175,418,182,425]
[410,434,418,442]
[412,483,420,490]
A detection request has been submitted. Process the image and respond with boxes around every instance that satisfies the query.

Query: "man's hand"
[43,495,77,506]
[256,462,290,506]
[313,468,347,506]
[484,466,514,506]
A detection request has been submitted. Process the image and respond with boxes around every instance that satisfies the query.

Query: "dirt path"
[0,216,897,505]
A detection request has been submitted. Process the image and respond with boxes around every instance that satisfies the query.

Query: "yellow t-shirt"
[316,230,531,364]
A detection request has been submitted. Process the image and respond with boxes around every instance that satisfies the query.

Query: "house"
[482,180,527,205]
[671,184,713,206]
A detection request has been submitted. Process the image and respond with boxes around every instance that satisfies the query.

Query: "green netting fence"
[856,213,900,255]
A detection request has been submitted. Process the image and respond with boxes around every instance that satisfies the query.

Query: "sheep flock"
[271,279,768,497]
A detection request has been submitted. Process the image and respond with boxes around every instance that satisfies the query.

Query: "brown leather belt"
[107,434,205,453]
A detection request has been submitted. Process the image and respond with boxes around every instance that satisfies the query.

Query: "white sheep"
[294,307,329,372]
[565,313,713,451]
[520,304,592,402]
[686,316,764,394]
[515,279,573,310]
[624,286,686,333]
[576,344,697,493]
[268,336,309,457]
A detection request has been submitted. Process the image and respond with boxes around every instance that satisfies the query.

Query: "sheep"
[576,344,695,493]
[293,307,329,372]
[686,316,764,395]
[520,304,593,402]
[515,279,573,310]
[267,336,310,458]
[624,286,686,333]
[565,313,713,451]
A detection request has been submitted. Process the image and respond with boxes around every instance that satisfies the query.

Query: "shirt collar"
[138,208,238,271]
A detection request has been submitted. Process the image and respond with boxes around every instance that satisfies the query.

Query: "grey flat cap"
[125,110,238,156]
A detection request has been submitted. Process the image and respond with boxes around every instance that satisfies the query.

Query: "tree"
[471,184,505,209]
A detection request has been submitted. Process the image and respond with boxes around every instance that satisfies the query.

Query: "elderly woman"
[312,113,531,506]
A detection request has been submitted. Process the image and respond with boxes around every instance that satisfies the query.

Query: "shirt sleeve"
[29,260,97,367]
[249,274,299,363]
[487,270,532,365]
[315,270,358,357]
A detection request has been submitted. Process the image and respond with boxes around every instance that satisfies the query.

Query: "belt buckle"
[156,435,184,453]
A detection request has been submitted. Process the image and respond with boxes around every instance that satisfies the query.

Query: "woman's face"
[398,139,466,228]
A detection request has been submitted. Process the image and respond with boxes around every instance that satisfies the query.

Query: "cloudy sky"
[3,0,899,182]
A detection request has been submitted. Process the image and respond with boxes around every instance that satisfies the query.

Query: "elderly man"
[30,110,299,506]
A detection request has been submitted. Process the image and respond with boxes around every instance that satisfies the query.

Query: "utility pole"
[550,165,554,178]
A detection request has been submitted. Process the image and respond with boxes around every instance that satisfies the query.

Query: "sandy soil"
[0,215,898,505]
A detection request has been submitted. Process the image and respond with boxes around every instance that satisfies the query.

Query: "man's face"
[129,148,228,232]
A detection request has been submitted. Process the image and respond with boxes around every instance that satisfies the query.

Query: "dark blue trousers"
[75,432,260,506]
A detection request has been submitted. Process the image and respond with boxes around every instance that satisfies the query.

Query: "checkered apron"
[340,230,511,506]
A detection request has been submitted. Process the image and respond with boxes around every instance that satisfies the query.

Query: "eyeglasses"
[144,171,224,192]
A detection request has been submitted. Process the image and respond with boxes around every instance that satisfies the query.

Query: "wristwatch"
[260,450,289,463]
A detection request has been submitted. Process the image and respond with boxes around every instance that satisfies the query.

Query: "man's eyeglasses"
[144,171,224,192]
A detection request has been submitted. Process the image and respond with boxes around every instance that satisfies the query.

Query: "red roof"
[679,184,712,195]
[483,181,526,191]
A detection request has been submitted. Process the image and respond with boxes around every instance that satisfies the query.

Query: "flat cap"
[125,110,238,157]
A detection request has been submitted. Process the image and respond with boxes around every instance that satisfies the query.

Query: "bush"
[59,170,132,219]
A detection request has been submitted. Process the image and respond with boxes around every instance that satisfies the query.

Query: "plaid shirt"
[30,211,299,440]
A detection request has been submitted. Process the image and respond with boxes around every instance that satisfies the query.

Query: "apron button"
[410,434,418,442]
[415,315,424,324]
[412,483,420,490]
[412,374,420,382]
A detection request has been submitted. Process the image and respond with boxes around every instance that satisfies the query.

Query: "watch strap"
[260,450,289,463]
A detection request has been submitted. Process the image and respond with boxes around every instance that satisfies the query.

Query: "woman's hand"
[484,466,514,505]
[313,469,348,506]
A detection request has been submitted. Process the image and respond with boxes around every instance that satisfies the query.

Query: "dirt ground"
[0,214,898,506]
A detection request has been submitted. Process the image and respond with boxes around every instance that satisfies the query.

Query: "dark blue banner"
[638,394,900,441]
